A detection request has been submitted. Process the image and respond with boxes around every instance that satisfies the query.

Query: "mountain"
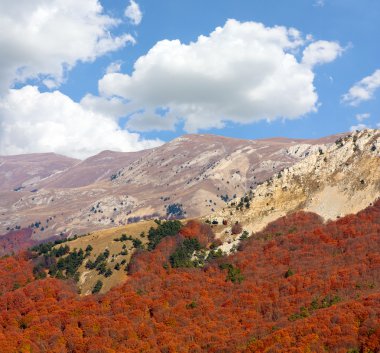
[0,130,379,352]
[37,150,147,189]
[21,129,378,296]
[0,152,79,191]
[0,133,339,240]
[209,129,380,252]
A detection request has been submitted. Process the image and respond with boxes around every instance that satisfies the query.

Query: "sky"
[0,0,379,159]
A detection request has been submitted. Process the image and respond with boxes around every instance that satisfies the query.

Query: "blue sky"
[0,0,379,158]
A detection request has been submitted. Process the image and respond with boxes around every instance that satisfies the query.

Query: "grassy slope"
[56,220,157,295]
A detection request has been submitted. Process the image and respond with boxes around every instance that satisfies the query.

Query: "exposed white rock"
[209,129,380,244]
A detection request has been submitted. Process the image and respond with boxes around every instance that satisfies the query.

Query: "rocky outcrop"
[210,129,380,245]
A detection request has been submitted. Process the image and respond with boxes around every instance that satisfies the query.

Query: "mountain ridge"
[0,130,374,246]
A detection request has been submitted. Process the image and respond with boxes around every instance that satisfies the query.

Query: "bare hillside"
[0,153,79,191]
[0,133,339,240]
[208,129,380,252]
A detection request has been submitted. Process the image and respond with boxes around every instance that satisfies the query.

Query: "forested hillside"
[0,200,379,352]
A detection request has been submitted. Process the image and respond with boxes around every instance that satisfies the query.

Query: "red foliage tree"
[0,200,379,352]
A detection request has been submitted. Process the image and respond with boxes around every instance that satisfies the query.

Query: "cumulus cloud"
[126,111,178,132]
[125,0,142,25]
[0,0,135,92]
[0,86,162,159]
[80,94,130,120]
[355,113,370,122]
[342,69,380,106]
[350,123,369,132]
[314,0,325,7]
[302,40,343,68]
[106,61,123,74]
[99,19,342,133]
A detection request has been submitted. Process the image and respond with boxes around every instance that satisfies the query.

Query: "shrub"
[147,220,182,250]
[169,238,202,268]
[231,222,243,235]
[85,244,93,253]
[132,238,143,249]
[166,203,185,218]
[240,230,249,240]
[104,268,113,278]
[92,280,103,294]
[219,263,244,284]
[284,268,294,278]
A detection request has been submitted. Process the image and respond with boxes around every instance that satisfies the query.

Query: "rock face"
[209,129,380,248]
[0,133,341,240]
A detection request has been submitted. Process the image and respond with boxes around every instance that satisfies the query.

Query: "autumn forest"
[0,200,379,352]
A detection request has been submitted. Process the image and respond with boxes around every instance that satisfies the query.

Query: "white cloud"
[0,86,162,159]
[80,93,130,120]
[355,113,370,122]
[0,0,135,92]
[125,0,142,25]
[350,123,369,132]
[314,0,325,7]
[342,69,380,106]
[106,61,123,74]
[99,20,342,132]
[302,40,343,68]
[126,111,178,132]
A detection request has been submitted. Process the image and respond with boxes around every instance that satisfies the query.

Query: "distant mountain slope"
[0,133,338,239]
[39,150,148,189]
[0,153,79,191]
[209,129,380,250]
